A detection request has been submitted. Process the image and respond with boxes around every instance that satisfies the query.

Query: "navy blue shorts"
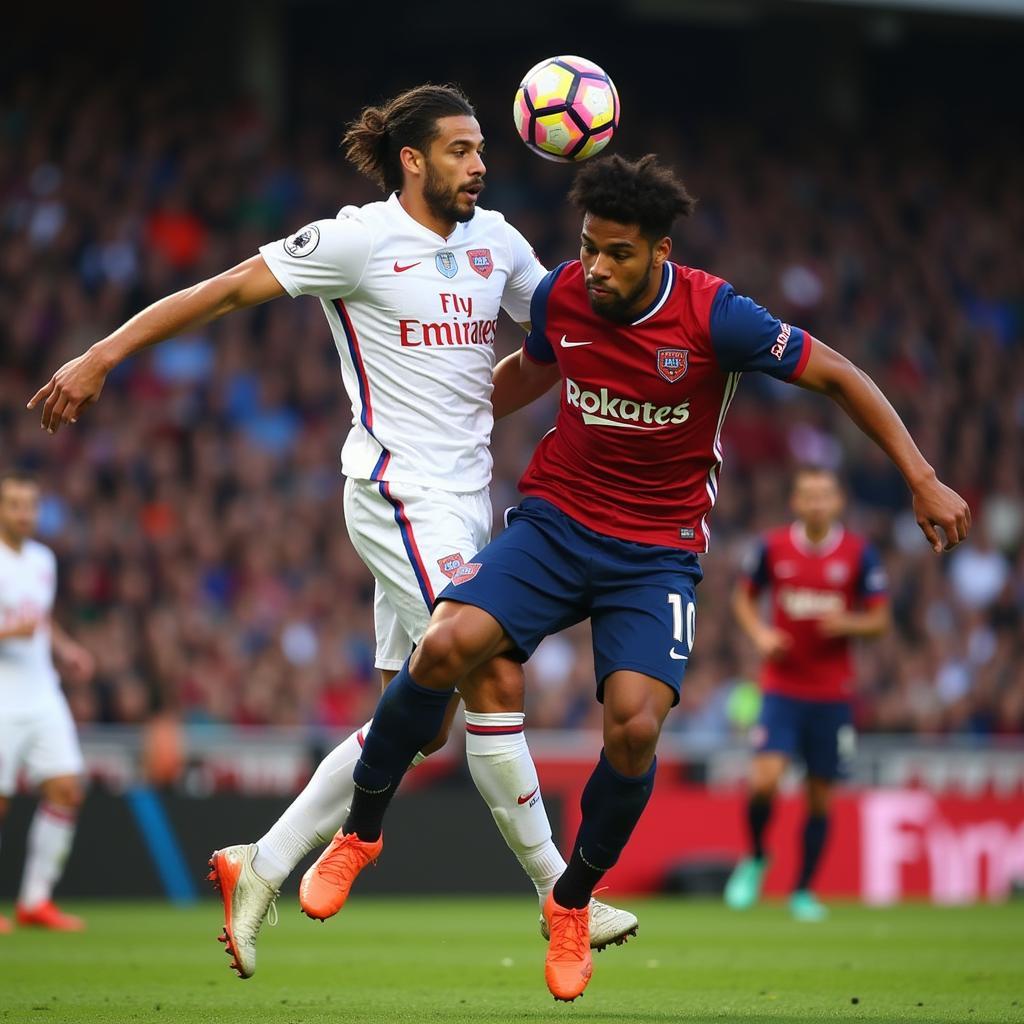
[437,498,703,704]
[753,692,856,781]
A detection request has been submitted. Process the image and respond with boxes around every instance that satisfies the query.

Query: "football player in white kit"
[0,471,95,932]
[29,85,636,974]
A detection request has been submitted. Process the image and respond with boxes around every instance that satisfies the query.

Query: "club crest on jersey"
[467,248,493,278]
[435,250,458,279]
[825,561,850,584]
[657,348,689,383]
[284,224,320,258]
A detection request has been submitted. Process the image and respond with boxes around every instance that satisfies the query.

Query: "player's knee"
[604,711,660,774]
[416,614,487,684]
[41,777,83,811]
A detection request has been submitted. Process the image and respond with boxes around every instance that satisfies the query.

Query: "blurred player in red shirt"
[725,467,890,920]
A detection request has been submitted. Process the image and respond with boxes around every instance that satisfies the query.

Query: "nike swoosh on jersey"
[669,648,689,660]
[517,786,540,805]
[559,335,593,348]
[393,261,421,273]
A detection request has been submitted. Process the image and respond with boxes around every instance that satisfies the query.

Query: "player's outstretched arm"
[27,255,285,434]
[491,346,561,420]
[795,340,970,553]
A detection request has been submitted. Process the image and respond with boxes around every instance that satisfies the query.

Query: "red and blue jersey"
[742,524,889,700]
[519,260,814,552]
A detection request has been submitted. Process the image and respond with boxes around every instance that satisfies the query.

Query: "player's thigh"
[23,701,84,793]
[0,714,34,798]
[373,581,414,674]
[800,700,855,784]
[590,559,701,707]
[752,693,801,769]
[434,501,589,666]
[344,477,490,646]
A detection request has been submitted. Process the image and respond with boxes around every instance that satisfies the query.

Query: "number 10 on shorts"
[668,593,695,659]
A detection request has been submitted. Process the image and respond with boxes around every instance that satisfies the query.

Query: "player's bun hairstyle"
[568,154,697,240]
[343,84,476,193]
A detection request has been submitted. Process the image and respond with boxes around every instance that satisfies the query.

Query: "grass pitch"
[0,898,1021,1023]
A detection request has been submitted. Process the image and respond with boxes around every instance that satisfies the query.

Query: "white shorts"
[344,477,492,670]
[0,698,84,796]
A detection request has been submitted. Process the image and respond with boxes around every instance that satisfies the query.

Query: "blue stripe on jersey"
[524,261,572,364]
[334,299,392,480]
[708,284,808,380]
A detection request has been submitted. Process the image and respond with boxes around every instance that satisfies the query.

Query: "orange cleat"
[0,914,11,934]
[543,891,593,1002]
[299,830,383,920]
[15,901,85,932]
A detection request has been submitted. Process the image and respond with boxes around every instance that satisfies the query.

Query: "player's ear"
[399,146,424,181]
[652,235,672,267]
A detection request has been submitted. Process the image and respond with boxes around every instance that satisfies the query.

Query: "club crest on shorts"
[450,563,481,585]
[657,348,689,383]
[467,248,493,278]
[435,250,458,279]
[437,553,466,580]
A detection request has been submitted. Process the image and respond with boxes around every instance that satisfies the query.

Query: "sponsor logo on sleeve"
[467,248,493,278]
[284,224,321,258]
[435,250,458,279]
[771,323,792,360]
[657,348,689,383]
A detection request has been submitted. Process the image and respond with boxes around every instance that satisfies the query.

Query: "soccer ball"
[513,56,620,163]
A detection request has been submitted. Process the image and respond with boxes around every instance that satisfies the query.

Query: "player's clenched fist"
[27,349,109,434]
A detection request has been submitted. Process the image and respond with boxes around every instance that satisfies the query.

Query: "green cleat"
[789,889,829,922]
[724,857,767,910]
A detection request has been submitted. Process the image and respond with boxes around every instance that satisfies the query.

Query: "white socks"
[253,722,369,886]
[254,711,565,902]
[253,720,428,888]
[19,803,76,909]
[464,711,566,902]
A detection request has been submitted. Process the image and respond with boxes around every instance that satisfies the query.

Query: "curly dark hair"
[568,154,697,239]
[342,84,475,193]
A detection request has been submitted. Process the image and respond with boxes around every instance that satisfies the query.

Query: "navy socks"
[553,751,656,910]
[796,813,829,891]
[748,794,773,861]
[344,661,454,842]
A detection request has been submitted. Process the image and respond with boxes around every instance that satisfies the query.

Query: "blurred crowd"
[1,65,1021,739]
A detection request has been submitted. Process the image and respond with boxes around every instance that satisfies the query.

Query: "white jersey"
[260,193,546,492]
[0,538,61,715]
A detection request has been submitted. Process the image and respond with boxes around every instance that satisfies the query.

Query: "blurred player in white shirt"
[0,471,95,932]
[29,85,635,974]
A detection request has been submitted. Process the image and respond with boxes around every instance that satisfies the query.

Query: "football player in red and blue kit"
[725,467,890,922]
[312,155,970,1002]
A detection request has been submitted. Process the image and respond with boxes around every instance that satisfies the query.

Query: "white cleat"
[540,897,638,950]
[207,843,279,979]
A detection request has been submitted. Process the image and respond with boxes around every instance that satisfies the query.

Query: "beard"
[587,261,654,323]
[423,162,482,225]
